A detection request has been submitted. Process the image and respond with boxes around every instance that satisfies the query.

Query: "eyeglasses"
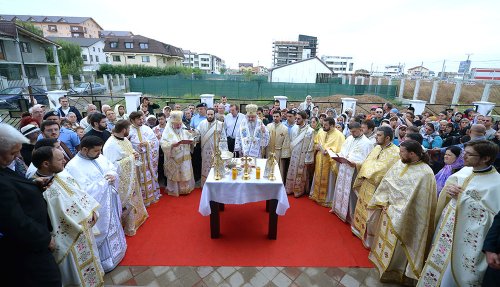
[376,111,383,113]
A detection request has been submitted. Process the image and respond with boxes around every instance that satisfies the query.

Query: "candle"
[256,167,261,179]
[232,167,238,180]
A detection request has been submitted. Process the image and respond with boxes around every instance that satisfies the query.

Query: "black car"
[0,87,49,109]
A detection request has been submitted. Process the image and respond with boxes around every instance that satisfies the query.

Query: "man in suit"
[483,211,500,286]
[0,123,61,286]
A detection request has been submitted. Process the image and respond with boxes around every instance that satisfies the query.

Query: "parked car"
[0,86,49,110]
[70,82,107,95]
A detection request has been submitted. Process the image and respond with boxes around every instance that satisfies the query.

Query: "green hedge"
[97,64,203,78]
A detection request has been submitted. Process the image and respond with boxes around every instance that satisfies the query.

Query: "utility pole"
[440,60,446,79]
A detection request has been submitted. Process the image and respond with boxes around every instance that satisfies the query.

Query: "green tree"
[15,20,43,36]
[54,40,84,77]
[219,67,227,75]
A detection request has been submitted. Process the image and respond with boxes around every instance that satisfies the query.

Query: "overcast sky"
[3,0,500,73]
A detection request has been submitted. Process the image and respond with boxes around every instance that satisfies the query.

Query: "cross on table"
[240,155,253,180]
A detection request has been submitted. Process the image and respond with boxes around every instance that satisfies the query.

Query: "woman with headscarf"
[114,104,129,121]
[434,146,464,196]
[422,122,443,149]
[299,95,314,112]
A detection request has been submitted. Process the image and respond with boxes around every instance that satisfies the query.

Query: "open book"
[327,149,353,165]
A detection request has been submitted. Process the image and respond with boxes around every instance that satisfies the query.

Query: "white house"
[182,50,226,74]
[48,37,106,72]
[268,57,333,83]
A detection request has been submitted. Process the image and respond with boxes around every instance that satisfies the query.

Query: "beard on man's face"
[207,116,215,122]
[98,124,107,131]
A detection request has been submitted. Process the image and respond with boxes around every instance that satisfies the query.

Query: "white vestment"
[161,123,195,195]
[235,118,270,158]
[128,125,160,206]
[196,119,228,186]
[331,134,374,223]
[285,124,315,196]
[65,153,127,272]
[103,136,149,236]
[42,170,104,287]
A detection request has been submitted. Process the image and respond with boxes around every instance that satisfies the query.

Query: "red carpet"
[120,189,372,267]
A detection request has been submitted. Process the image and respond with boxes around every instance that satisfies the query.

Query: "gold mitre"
[246,104,258,116]
[170,110,183,123]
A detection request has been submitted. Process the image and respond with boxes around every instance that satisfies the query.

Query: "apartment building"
[272,41,308,67]
[104,35,184,68]
[48,37,106,72]
[182,50,226,74]
[0,14,103,38]
[321,55,355,75]
[298,34,318,58]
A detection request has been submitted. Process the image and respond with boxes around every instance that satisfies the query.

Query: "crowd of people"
[1,94,499,286]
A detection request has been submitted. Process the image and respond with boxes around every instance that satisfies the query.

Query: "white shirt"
[224,112,244,139]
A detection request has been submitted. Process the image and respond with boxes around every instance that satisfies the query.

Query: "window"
[201,64,209,67]
[106,56,109,63]
[71,26,79,31]
[72,33,81,38]
[127,55,135,59]
[125,42,133,49]
[48,25,57,32]
[113,55,121,62]
[142,56,150,62]
[93,47,95,52]
[139,43,148,49]
[95,56,99,62]
[90,55,93,62]
[98,48,100,52]
[82,54,88,61]
[0,41,4,60]
[163,58,166,63]
[25,66,37,78]
[20,42,31,53]
[110,42,118,48]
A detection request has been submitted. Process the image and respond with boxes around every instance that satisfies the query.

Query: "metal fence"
[129,77,398,100]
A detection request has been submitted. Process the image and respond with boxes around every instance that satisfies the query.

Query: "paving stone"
[294,273,314,287]
[216,267,236,279]
[145,279,161,287]
[228,271,245,287]
[325,268,346,282]
[261,267,280,280]
[340,274,361,287]
[203,271,224,287]
[242,283,253,287]
[109,266,133,285]
[304,267,327,277]
[363,273,387,287]
[197,266,215,278]
[176,270,202,287]
[130,266,150,277]
[282,267,302,281]
[217,281,232,287]
[238,267,259,282]
[276,267,285,271]
[192,280,209,287]
[104,274,114,285]
[250,271,271,287]
[156,270,177,286]
[134,268,158,286]
[271,272,292,287]
[263,281,279,287]
[121,277,138,286]
[171,266,193,279]
[343,268,369,281]
[151,266,170,277]
[311,272,338,287]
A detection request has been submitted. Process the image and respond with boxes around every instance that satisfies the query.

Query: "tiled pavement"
[104,266,403,287]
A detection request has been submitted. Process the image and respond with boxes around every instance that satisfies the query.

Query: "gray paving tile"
[145,279,161,287]
[340,274,361,287]
[203,271,224,287]
[197,266,215,279]
[261,267,280,280]
[304,267,327,277]
[282,267,302,281]
[156,270,178,286]
[238,267,259,282]
[217,267,237,279]
[134,268,158,286]
[175,270,201,287]
[228,271,245,287]
[250,271,271,287]
[151,266,170,277]
[171,266,193,279]
[109,266,133,285]
[271,272,292,287]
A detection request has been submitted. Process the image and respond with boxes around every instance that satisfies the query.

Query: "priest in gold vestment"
[309,117,345,207]
[368,140,437,285]
[265,110,291,180]
[103,120,148,236]
[351,126,400,248]
[32,147,104,287]
[418,140,500,287]
[161,111,195,196]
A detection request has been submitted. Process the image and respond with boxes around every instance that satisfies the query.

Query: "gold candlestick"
[212,121,224,180]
